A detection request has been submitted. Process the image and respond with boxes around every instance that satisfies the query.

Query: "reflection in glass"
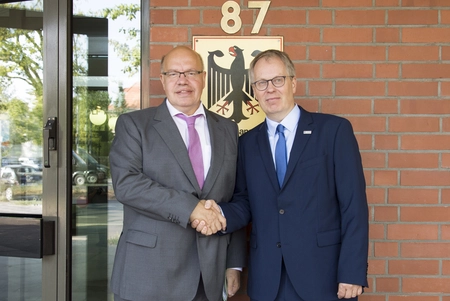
[71,0,140,299]
[0,1,43,300]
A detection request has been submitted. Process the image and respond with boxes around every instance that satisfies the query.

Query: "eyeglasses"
[161,70,203,80]
[252,76,293,91]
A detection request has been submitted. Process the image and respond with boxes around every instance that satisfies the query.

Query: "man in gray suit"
[110,46,246,301]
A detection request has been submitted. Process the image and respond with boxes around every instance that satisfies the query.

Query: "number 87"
[221,1,271,35]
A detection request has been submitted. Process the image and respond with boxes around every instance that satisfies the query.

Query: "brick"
[375,0,400,6]
[335,10,385,25]
[444,260,450,274]
[376,64,399,78]
[362,152,386,168]
[374,206,397,221]
[190,0,224,6]
[297,98,319,112]
[323,28,373,43]
[176,10,200,25]
[388,82,438,96]
[443,153,450,168]
[403,277,450,293]
[150,9,173,25]
[370,223,386,240]
[322,99,372,114]
[401,206,450,222]
[295,63,320,78]
[401,135,450,150]
[308,10,332,25]
[389,117,440,132]
[388,224,439,240]
[283,45,307,60]
[403,28,450,43]
[149,79,165,96]
[347,116,386,132]
[264,10,306,25]
[402,0,450,7]
[308,46,332,60]
[442,116,450,132]
[374,170,398,186]
[356,134,373,150]
[376,28,400,43]
[388,10,438,25]
[322,0,372,7]
[388,259,439,275]
[388,153,439,168]
[401,171,450,186]
[150,27,188,42]
[444,189,450,204]
[401,99,450,114]
[389,46,439,61]
[308,81,333,96]
[376,277,399,292]
[149,44,175,60]
[375,242,399,257]
[150,0,188,5]
[191,27,227,36]
[323,64,373,78]
[443,82,450,97]
[402,63,450,79]
[364,170,372,186]
[375,135,398,150]
[443,10,450,24]
[442,46,450,60]
[366,187,386,204]
[374,99,398,114]
[271,28,321,43]
[388,188,439,204]
[401,242,450,258]
[368,259,386,274]
[269,0,320,7]
[336,82,385,97]
[389,297,439,301]
[443,225,450,240]
[336,46,385,61]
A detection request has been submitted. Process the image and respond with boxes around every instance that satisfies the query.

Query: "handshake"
[189,200,225,235]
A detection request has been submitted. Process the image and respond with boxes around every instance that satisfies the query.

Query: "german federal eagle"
[206,46,260,123]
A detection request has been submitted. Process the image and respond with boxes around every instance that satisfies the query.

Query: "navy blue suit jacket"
[220,106,369,301]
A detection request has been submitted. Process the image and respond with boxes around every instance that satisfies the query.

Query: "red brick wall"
[148,1,450,300]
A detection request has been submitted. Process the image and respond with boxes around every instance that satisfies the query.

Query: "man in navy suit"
[194,49,369,300]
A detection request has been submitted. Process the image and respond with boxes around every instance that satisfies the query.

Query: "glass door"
[71,0,140,300]
[0,0,62,300]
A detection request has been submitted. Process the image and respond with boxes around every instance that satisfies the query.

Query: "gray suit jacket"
[110,102,246,301]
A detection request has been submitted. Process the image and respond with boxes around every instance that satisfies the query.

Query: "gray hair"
[249,49,296,83]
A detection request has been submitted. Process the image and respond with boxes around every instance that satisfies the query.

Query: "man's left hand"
[337,283,362,299]
[226,268,240,298]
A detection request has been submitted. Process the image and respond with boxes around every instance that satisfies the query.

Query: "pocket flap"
[317,229,341,247]
[126,230,157,248]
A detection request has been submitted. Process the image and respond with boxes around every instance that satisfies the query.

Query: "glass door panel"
[0,0,43,300]
[71,0,140,299]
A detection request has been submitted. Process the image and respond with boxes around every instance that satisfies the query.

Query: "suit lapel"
[257,122,280,192]
[153,103,201,193]
[201,110,224,197]
[284,106,314,186]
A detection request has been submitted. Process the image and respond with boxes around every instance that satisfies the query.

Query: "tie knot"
[176,113,202,126]
[276,124,285,135]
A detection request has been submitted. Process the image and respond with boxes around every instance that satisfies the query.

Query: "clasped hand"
[189,200,224,235]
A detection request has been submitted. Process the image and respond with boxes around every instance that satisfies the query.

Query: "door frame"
[42,0,71,299]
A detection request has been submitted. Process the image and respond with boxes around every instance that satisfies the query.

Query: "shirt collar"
[266,105,301,136]
[165,99,206,118]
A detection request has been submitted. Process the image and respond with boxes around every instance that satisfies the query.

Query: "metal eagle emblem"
[205,46,261,123]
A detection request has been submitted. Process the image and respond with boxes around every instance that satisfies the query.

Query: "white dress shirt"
[166,100,211,181]
[265,105,301,166]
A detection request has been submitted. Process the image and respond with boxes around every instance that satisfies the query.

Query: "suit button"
[279,209,284,214]
[276,242,281,248]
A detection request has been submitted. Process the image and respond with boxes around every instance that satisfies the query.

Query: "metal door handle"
[43,117,57,168]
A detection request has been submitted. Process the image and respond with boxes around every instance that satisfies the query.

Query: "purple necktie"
[176,114,204,188]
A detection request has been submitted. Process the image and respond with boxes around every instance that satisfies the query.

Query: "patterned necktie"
[275,124,287,187]
[176,114,204,188]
